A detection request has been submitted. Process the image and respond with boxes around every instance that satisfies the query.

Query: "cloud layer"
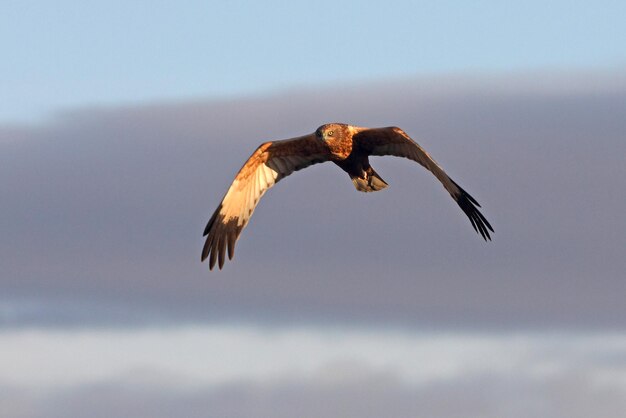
[1,71,625,329]
[2,327,626,418]
[6,369,626,418]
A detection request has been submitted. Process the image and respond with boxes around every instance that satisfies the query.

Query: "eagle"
[202,123,493,270]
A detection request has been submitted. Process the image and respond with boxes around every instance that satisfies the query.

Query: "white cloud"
[2,326,625,388]
[1,326,625,418]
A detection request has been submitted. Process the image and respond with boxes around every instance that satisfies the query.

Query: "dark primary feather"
[202,209,244,270]
[450,180,493,240]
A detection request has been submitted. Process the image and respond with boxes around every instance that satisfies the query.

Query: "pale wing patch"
[202,133,330,270]
[220,163,280,227]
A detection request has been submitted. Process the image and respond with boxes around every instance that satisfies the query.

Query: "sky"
[2,0,626,123]
[2,2,626,417]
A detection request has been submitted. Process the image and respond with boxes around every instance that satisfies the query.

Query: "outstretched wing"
[355,127,493,240]
[202,134,330,270]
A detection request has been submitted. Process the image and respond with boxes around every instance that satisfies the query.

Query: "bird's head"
[315,123,353,159]
[315,123,349,143]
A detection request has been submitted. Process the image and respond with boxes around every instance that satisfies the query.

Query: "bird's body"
[202,123,493,270]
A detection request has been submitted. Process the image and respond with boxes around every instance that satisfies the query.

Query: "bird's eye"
[327,130,334,136]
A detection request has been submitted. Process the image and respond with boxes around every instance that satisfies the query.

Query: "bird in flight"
[202,123,493,270]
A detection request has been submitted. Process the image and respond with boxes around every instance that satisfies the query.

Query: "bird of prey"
[202,123,493,270]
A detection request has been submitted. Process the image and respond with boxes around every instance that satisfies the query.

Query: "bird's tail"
[351,167,388,192]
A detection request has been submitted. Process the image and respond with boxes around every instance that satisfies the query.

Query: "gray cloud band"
[1,72,625,329]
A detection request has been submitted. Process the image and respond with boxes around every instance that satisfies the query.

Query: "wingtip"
[202,212,243,271]
[454,186,494,242]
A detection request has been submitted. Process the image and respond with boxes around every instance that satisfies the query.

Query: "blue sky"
[2,0,625,123]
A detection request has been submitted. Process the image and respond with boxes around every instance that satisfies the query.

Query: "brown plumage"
[202,123,493,270]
